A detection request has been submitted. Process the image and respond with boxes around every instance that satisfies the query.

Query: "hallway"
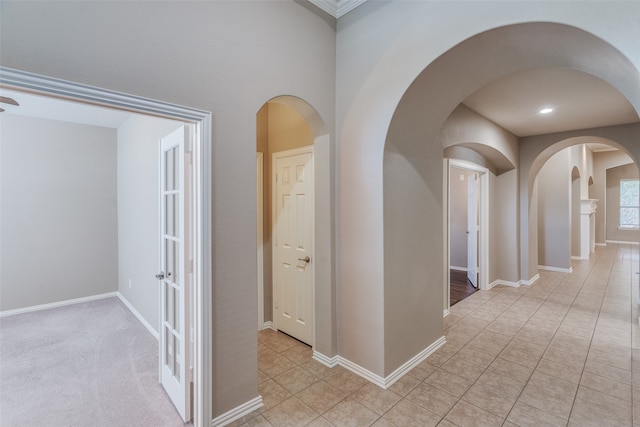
[236,243,640,426]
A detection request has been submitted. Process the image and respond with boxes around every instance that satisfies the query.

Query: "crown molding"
[309,0,368,18]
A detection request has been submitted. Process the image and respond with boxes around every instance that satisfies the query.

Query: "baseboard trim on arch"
[606,240,639,246]
[488,279,520,289]
[538,265,573,274]
[210,396,263,427]
[313,336,446,389]
[521,274,540,286]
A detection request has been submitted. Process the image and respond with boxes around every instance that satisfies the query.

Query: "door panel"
[273,148,314,345]
[159,126,191,421]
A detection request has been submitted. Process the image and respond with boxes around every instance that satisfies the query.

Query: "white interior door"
[158,126,191,421]
[467,174,478,287]
[273,147,314,345]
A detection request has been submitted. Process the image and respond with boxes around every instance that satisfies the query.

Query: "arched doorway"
[255,96,335,357]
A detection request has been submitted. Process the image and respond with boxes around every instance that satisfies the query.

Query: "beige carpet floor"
[0,297,186,426]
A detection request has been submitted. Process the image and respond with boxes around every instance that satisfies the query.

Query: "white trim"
[443,309,450,317]
[308,0,368,18]
[596,242,607,247]
[0,66,213,427]
[606,240,640,245]
[0,292,117,317]
[313,351,339,367]
[450,266,468,272]
[488,279,520,289]
[521,274,540,286]
[210,396,263,427]
[538,265,573,273]
[571,256,583,261]
[314,337,446,389]
[256,153,264,331]
[117,292,159,340]
[261,321,276,331]
[382,337,446,389]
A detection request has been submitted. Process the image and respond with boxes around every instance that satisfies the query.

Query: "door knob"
[298,256,311,263]
[155,272,165,280]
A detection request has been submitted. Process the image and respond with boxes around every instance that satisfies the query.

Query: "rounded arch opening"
[380,21,640,356]
[255,95,335,357]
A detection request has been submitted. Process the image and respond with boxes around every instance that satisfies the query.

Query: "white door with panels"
[157,126,191,422]
[273,147,314,345]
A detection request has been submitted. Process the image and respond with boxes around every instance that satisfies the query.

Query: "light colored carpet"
[0,297,187,426]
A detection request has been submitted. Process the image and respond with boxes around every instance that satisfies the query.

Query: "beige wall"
[0,115,117,311]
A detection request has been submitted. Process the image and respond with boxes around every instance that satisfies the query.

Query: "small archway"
[255,95,335,358]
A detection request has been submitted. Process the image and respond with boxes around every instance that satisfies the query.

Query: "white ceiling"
[308,0,368,18]
[463,67,639,137]
[0,88,134,129]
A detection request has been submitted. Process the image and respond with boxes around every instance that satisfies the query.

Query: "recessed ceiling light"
[539,107,554,114]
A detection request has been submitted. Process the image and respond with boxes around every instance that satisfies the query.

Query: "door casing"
[0,67,213,427]
[445,158,489,314]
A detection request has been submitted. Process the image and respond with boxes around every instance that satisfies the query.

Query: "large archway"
[379,22,640,377]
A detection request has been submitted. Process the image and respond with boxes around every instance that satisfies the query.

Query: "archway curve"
[255,94,336,359]
[444,142,516,175]
[379,21,640,373]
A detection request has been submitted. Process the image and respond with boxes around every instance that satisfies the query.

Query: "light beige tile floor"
[232,244,640,426]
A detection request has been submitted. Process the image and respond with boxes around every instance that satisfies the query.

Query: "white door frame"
[445,158,489,314]
[0,67,213,427]
[272,145,315,347]
[256,152,265,330]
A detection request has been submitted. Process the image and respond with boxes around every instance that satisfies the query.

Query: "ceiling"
[463,67,639,137]
[0,88,134,128]
[308,0,368,18]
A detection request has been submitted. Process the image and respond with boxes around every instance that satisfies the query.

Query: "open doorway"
[0,68,212,426]
[446,159,489,311]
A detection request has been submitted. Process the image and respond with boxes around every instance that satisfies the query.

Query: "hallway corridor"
[239,243,639,426]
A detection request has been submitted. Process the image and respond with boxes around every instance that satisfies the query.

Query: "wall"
[0,115,117,311]
[117,114,184,332]
[592,150,635,244]
[492,169,519,283]
[606,163,640,243]
[257,101,314,324]
[0,0,337,417]
[537,149,571,270]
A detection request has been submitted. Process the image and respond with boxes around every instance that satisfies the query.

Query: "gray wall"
[0,0,336,417]
[117,115,183,332]
[592,150,635,244]
[0,115,117,311]
[492,169,519,283]
[606,163,640,243]
[537,149,571,270]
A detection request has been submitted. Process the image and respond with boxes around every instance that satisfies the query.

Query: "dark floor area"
[450,269,478,305]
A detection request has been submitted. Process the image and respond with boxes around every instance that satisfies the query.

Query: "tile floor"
[232,243,640,426]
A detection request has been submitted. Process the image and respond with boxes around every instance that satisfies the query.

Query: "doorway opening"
[446,159,489,312]
[0,67,212,427]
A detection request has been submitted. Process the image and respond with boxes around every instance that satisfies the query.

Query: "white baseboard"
[116,292,159,340]
[521,274,540,286]
[450,266,468,272]
[596,242,606,247]
[538,265,573,273]
[443,309,450,317]
[210,396,263,427]
[606,240,639,246]
[0,291,118,318]
[571,256,583,261]
[313,351,339,368]
[314,337,446,389]
[488,279,520,289]
[382,336,446,388]
[260,321,275,331]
